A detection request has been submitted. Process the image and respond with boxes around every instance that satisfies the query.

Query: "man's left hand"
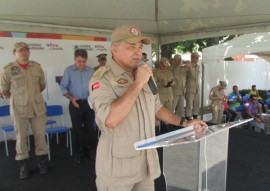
[183,119,208,130]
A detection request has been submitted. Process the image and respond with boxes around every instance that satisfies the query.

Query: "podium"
[134,119,252,191]
[262,113,270,134]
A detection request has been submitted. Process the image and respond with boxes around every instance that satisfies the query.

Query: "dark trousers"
[69,100,97,157]
[258,99,266,113]
[223,108,237,122]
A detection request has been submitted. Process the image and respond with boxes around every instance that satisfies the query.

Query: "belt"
[76,99,88,103]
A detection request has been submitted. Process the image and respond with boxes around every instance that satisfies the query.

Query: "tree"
[161,43,177,58]
[160,35,237,57]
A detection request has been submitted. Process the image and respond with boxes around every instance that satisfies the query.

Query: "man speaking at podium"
[90,25,207,191]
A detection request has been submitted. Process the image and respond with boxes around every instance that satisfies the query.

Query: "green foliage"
[173,35,237,54]
[173,40,197,54]
[239,89,250,97]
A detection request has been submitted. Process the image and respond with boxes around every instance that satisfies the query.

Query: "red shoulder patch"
[92,82,100,91]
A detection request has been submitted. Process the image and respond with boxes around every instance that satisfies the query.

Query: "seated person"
[228,85,242,111]
[241,94,265,132]
[266,91,270,109]
[224,96,237,122]
[249,85,266,113]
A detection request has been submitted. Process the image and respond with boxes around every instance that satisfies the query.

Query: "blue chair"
[267,92,270,99]
[46,105,58,140]
[0,105,31,157]
[265,99,270,113]
[243,94,250,104]
[0,105,15,156]
[45,101,57,128]
[233,105,244,120]
[46,119,57,128]
[235,105,244,112]
[45,105,72,160]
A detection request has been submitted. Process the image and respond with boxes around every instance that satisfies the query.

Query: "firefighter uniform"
[90,59,161,190]
[0,60,47,160]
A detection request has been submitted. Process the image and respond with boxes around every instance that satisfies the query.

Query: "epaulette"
[93,66,110,77]
[3,63,13,70]
[30,61,40,65]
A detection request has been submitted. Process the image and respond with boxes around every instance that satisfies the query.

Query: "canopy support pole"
[200,60,205,120]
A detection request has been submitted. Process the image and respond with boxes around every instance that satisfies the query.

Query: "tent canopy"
[202,32,270,62]
[2,0,270,44]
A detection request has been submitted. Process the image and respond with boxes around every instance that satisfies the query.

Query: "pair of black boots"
[19,155,49,180]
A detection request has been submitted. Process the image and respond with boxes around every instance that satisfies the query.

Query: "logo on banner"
[74,45,93,51]
[47,43,63,50]
[28,43,45,50]
[94,44,107,51]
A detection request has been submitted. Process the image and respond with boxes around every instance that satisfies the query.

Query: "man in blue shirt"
[228,85,242,111]
[60,49,96,163]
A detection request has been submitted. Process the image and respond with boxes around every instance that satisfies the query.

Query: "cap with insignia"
[97,54,107,60]
[111,25,151,45]
[14,42,29,51]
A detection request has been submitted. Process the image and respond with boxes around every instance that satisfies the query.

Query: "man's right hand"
[2,91,11,99]
[135,64,152,87]
[65,93,80,108]
[71,97,80,108]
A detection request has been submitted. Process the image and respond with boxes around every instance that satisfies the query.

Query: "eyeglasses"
[251,99,257,101]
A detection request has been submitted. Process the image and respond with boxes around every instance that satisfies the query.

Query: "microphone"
[148,76,159,95]
[138,61,159,95]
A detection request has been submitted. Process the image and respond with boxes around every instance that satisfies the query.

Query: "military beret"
[97,54,107,59]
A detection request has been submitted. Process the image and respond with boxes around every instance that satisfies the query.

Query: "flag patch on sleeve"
[92,82,100,91]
